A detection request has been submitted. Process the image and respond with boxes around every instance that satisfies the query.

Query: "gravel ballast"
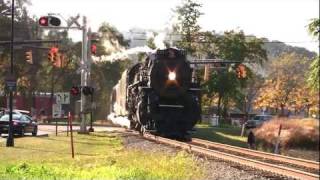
[121,133,290,180]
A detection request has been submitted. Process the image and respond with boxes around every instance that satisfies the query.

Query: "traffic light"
[82,86,94,96]
[241,66,247,78]
[70,86,80,96]
[60,54,65,68]
[203,65,210,81]
[25,50,33,64]
[48,47,58,61]
[53,53,62,67]
[91,44,97,56]
[236,64,247,78]
[38,16,61,26]
[48,51,53,62]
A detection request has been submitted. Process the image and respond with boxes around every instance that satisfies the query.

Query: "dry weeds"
[254,118,319,150]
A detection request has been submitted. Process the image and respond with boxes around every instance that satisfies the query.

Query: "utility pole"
[87,28,94,132]
[6,0,15,147]
[79,16,88,133]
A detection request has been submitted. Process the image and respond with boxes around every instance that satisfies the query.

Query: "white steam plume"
[92,46,155,63]
[154,32,166,49]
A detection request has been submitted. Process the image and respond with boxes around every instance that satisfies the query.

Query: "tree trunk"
[217,92,222,124]
[280,104,285,116]
[222,99,228,124]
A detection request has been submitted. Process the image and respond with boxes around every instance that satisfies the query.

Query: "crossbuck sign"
[54,92,70,104]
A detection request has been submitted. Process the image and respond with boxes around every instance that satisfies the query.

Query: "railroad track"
[191,138,319,172]
[141,133,319,180]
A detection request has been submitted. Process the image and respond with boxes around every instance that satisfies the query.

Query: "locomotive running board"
[159,104,184,108]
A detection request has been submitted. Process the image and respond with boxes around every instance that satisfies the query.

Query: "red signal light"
[39,17,48,26]
[50,47,59,54]
[91,44,97,55]
[70,86,80,96]
[38,16,61,26]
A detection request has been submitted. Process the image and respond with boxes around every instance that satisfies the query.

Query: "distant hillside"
[248,39,317,77]
[262,39,317,60]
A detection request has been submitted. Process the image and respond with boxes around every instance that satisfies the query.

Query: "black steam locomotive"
[110,48,201,139]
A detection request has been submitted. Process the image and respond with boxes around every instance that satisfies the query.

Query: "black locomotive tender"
[111,48,201,139]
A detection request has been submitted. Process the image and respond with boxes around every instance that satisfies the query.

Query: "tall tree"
[255,53,313,116]
[306,18,319,91]
[173,0,203,55]
[0,0,44,109]
[202,31,267,122]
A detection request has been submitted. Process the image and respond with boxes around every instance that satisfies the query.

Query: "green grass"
[192,124,247,147]
[0,132,203,180]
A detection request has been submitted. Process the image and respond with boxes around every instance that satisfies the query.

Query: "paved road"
[0,125,125,143]
[38,125,125,134]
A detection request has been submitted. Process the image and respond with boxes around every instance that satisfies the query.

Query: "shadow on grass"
[44,137,114,146]
[192,125,247,148]
[13,146,100,156]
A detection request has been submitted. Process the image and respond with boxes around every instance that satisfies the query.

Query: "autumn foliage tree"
[255,53,315,116]
[307,18,319,92]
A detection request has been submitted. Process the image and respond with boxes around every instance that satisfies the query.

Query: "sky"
[27,0,319,53]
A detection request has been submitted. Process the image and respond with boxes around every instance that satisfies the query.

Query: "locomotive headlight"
[168,71,176,81]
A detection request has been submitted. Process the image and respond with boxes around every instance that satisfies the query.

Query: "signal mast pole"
[80,16,88,133]
[6,0,15,147]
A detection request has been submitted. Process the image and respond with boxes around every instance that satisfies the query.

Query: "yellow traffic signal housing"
[60,54,65,68]
[25,50,33,64]
[236,64,247,78]
[53,52,59,62]
[48,47,60,66]
[53,52,61,67]
[48,52,53,62]
[203,65,210,81]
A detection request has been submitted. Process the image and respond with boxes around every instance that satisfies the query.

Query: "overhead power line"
[131,38,318,44]
[128,32,318,44]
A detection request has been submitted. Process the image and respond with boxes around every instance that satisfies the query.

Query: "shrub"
[254,118,319,150]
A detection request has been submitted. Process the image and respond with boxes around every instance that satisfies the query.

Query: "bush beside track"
[254,118,319,150]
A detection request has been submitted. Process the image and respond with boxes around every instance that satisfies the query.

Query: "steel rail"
[192,138,320,170]
[142,133,319,180]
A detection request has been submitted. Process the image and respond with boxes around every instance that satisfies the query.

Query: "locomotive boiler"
[110,48,201,139]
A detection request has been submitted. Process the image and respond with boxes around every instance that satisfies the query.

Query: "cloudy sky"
[27,0,319,52]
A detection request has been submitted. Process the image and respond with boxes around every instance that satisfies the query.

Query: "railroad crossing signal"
[38,16,61,26]
[25,50,33,64]
[70,86,80,96]
[82,86,94,96]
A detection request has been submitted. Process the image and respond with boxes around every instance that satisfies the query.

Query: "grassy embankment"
[193,124,247,148]
[193,118,319,160]
[0,132,203,180]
